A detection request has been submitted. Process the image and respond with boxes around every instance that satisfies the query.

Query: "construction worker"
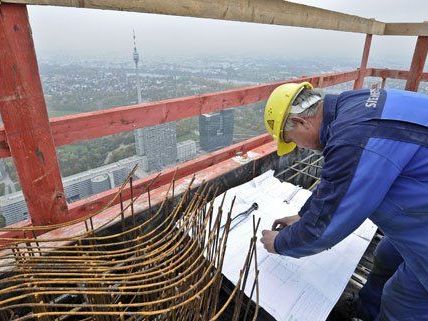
[260,82,428,321]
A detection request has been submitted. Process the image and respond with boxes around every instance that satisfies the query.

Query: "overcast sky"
[28,1,428,66]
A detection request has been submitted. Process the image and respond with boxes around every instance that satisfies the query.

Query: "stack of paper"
[216,170,377,321]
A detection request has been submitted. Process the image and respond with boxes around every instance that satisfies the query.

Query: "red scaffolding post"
[0,4,68,226]
[405,36,428,92]
[353,34,372,90]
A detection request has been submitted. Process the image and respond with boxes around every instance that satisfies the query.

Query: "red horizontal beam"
[0,219,31,242]
[369,68,428,82]
[369,68,410,80]
[0,134,274,244]
[0,69,360,158]
[67,133,272,220]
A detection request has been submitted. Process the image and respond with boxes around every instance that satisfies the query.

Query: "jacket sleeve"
[297,194,312,217]
[274,138,413,258]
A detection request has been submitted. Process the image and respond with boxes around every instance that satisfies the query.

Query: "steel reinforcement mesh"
[0,167,259,321]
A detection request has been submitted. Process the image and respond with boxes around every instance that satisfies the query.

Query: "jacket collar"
[320,94,338,147]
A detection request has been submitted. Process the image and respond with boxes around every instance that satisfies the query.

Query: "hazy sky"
[28,1,428,66]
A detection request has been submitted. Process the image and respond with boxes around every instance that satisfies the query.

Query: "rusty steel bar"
[0,168,259,321]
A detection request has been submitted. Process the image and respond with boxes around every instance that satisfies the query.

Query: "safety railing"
[0,69,363,159]
[1,66,426,236]
[0,69,361,238]
[368,68,428,89]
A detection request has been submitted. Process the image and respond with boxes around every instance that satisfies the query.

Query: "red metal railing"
[0,3,427,240]
[369,68,428,87]
[0,67,425,157]
[0,69,361,158]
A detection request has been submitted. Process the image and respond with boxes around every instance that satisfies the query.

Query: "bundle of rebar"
[0,168,259,321]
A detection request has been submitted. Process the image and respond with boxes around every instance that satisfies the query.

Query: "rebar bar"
[0,166,259,321]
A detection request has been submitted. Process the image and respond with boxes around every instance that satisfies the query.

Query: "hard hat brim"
[277,141,296,156]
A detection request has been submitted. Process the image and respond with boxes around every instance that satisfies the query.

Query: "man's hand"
[271,214,300,231]
[260,230,279,254]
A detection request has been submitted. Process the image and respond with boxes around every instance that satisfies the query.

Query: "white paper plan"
[215,170,377,321]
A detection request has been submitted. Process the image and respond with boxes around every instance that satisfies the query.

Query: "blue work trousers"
[358,237,428,321]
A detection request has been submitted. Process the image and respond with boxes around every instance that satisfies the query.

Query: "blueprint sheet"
[216,170,377,321]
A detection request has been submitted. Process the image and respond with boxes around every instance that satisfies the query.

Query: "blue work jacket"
[274,88,428,292]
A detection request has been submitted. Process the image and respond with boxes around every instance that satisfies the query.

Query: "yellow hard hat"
[264,82,314,156]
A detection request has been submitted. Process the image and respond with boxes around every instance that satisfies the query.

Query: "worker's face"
[282,107,323,152]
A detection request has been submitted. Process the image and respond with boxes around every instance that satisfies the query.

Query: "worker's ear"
[289,116,310,130]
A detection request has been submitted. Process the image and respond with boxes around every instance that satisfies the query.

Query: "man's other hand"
[261,230,279,254]
[271,214,300,231]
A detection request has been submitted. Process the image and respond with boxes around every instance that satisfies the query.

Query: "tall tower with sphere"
[132,32,177,172]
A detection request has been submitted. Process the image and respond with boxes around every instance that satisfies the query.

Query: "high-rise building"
[199,109,234,152]
[142,123,177,172]
[131,32,177,172]
[64,174,93,203]
[0,193,28,226]
[177,140,197,162]
[0,160,6,180]
[0,156,147,226]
